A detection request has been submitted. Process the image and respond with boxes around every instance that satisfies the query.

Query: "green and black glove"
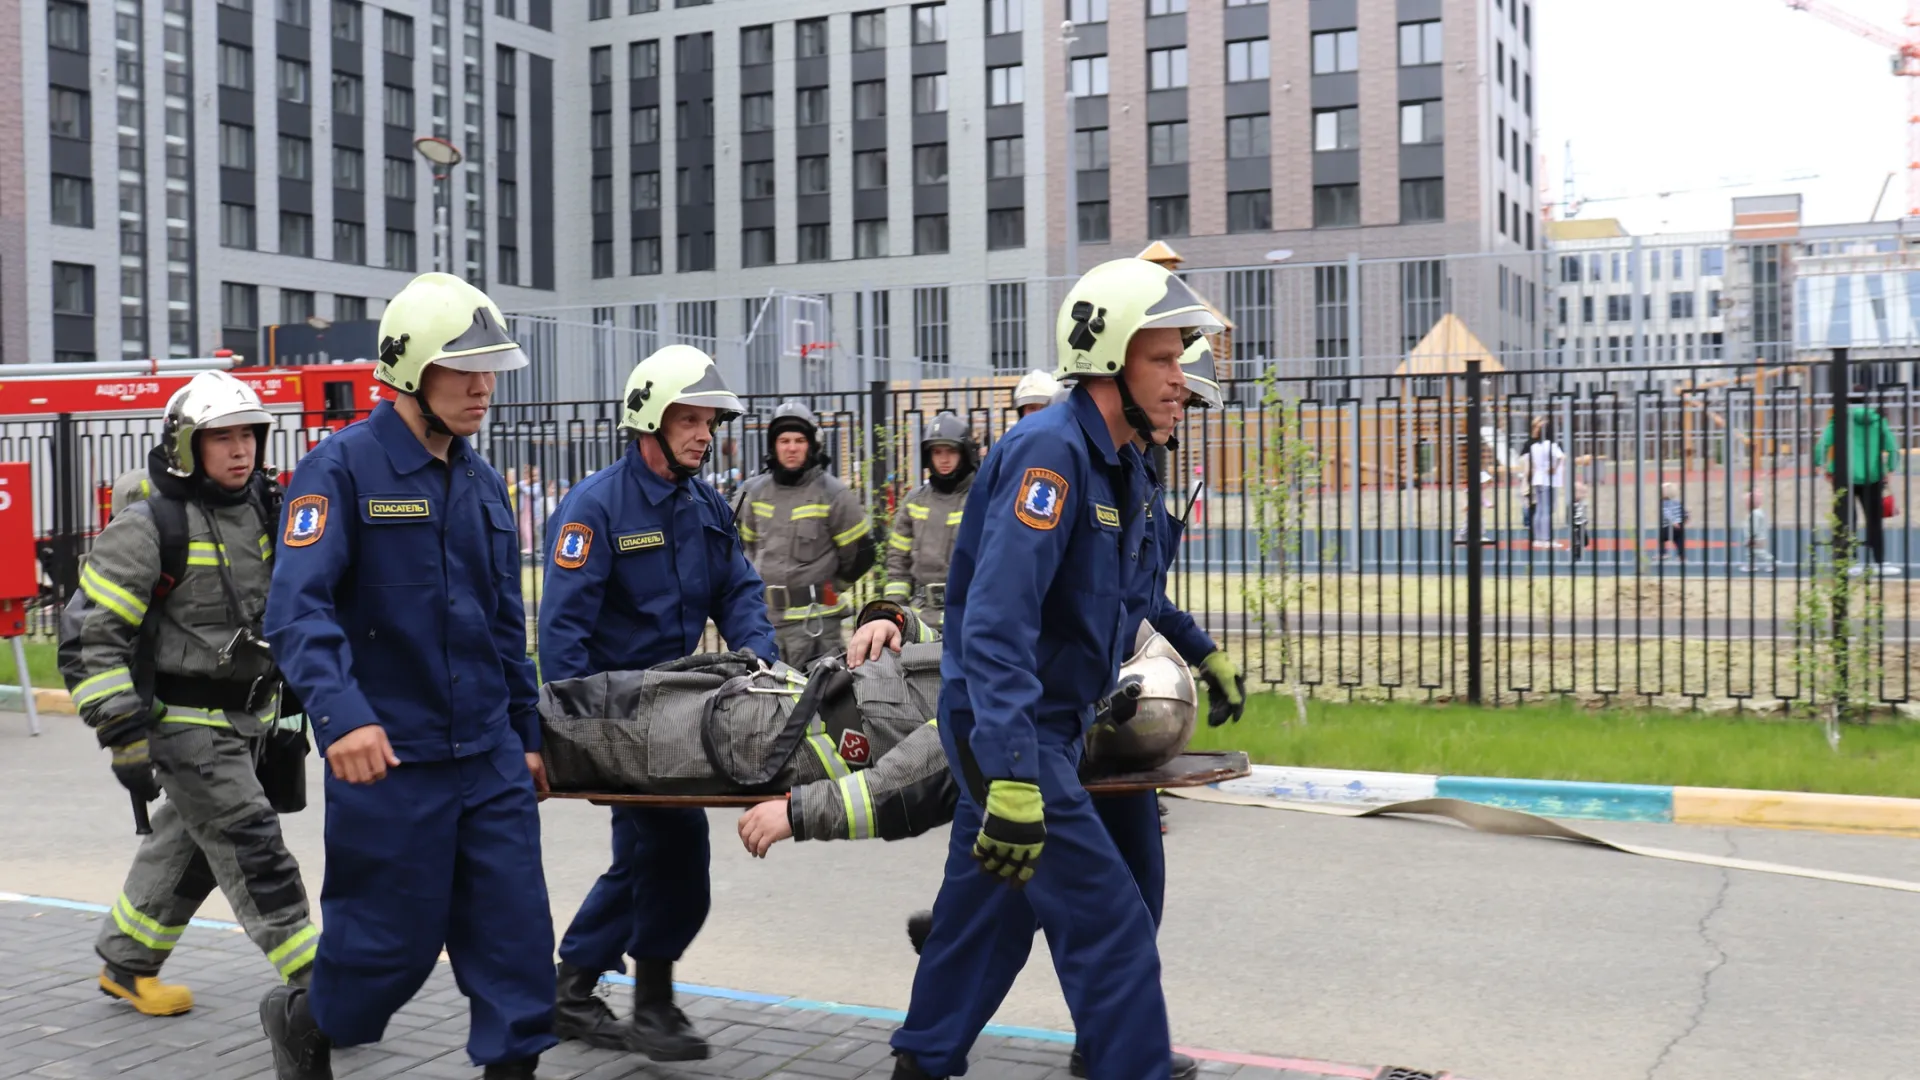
[1199,650,1246,727]
[973,779,1045,886]
[109,736,162,804]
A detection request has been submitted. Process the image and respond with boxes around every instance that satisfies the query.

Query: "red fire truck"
[0,351,387,423]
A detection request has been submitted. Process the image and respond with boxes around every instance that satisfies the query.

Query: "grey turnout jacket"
[883,476,972,607]
[735,465,874,624]
[538,636,954,842]
[59,461,280,746]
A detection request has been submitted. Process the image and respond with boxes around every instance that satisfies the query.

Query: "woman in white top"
[1527,416,1566,548]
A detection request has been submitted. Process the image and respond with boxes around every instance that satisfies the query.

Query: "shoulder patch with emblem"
[554,522,594,569]
[616,530,666,553]
[1014,468,1069,531]
[284,495,328,548]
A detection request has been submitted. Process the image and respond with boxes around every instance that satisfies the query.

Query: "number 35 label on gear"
[554,522,593,569]
[284,495,328,548]
[1014,468,1068,531]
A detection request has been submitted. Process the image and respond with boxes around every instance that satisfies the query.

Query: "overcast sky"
[1540,0,1912,235]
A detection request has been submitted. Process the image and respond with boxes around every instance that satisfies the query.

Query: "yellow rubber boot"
[99,965,193,1016]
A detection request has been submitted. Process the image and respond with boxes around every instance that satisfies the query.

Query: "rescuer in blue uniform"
[542,345,777,1063]
[257,273,553,1080]
[887,258,1223,1080]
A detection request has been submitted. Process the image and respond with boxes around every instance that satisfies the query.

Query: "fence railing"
[10,351,1918,710]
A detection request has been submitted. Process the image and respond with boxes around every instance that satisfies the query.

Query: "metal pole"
[1465,360,1485,705]
[1061,21,1079,279]
[9,637,39,736]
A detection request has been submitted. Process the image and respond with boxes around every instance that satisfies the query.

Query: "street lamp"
[414,136,464,275]
[1265,249,1294,263]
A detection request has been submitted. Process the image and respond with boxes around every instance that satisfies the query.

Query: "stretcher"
[543,750,1252,808]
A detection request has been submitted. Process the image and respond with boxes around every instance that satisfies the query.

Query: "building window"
[334,220,366,264]
[987,135,1024,177]
[1581,296,1594,323]
[1226,39,1269,82]
[49,87,89,139]
[219,45,253,91]
[277,57,310,103]
[630,236,661,274]
[1398,20,1441,65]
[742,228,776,267]
[910,144,948,183]
[334,146,364,189]
[677,232,714,271]
[591,111,612,149]
[278,0,310,27]
[1147,0,1184,14]
[49,0,88,50]
[631,105,660,143]
[798,223,831,262]
[50,175,92,227]
[797,156,830,195]
[675,33,713,74]
[1314,183,1358,228]
[632,40,662,77]
[1670,292,1696,319]
[1524,73,1532,117]
[219,203,255,249]
[1701,247,1724,275]
[381,11,412,55]
[1399,100,1441,144]
[855,220,888,259]
[987,0,1022,33]
[589,46,612,85]
[1068,0,1107,23]
[332,0,361,40]
[333,71,363,115]
[913,74,948,113]
[385,156,414,199]
[853,11,887,50]
[632,171,661,208]
[1227,190,1271,233]
[987,208,1024,249]
[1148,195,1188,238]
[797,87,830,126]
[631,0,659,13]
[1148,121,1188,164]
[52,262,94,315]
[796,17,829,58]
[1399,260,1444,355]
[1400,178,1442,222]
[1523,2,1532,43]
[221,282,258,330]
[589,0,610,17]
[592,240,614,277]
[1312,29,1358,74]
[280,212,314,256]
[855,150,888,189]
[335,294,367,322]
[219,123,254,169]
[385,84,414,126]
[1312,108,1356,152]
[1075,128,1109,169]
[280,135,312,181]
[989,282,1027,371]
[914,286,950,366]
[1672,249,1686,278]
[913,3,948,43]
[854,81,887,120]
[385,227,416,269]
[914,213,949,254]
[1148,47,1187,89]
[675,165,714,206]
[1070,55,1109,97]
[1078,201,1109,242]
[1225,0,1265,7]
[591,176,613,214]
[988,65,1024,106]
[742,161,775,199]
[1227,114,1269,157]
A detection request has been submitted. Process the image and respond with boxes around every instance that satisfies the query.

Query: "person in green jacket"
[1815,396,1903,574]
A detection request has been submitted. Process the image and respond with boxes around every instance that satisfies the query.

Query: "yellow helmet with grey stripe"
[1180,336,1224,410]
[620,345,745,479]
[1053,258,1223,380]
[375,272,527,394]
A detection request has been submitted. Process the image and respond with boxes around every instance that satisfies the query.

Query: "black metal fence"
[10,351,1918,710]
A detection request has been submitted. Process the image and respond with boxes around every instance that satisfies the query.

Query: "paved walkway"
[0,899,1405,1080]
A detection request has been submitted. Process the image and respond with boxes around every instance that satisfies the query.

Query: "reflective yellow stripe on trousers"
[111,894,186,952]
[267,924,320,980]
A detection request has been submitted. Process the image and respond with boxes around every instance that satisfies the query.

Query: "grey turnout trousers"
[97,719,317,983]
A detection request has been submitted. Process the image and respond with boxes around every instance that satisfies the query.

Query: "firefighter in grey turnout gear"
[882,413,977,630]
[59,371,316,1016]
[734,401,877,667]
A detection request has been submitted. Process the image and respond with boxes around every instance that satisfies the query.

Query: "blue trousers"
[891,718,1168,1079]
[310,740,556,1066]
[1095,791,1165,930]
[558,805,710,971]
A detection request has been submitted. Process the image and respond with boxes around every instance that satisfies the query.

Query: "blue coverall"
[540,443,776,971]
[265,399,555,1066]
[891,386,1170,1080]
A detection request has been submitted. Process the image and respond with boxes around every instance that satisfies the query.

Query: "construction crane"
[1784,0,1920,218]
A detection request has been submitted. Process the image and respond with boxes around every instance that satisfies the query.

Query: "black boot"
[1070,1048,1197,1079]
[259,985,332,1080]
[553,962,629,1050]
[891,1051,945,1079]
[905,909,933,955]
[481,1058,539,1080]
[628,960,708,1062]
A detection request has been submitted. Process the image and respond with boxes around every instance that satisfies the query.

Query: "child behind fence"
[1659,482,1688,562]
[1570,480,1592,561]
[1740,488,1776,572]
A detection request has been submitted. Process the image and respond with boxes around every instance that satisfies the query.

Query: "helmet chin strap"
[407,389,456,437]
[654,430,707,480]
[1113,374,1162,445]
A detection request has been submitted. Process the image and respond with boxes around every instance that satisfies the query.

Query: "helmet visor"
[198,407,274,430]
[1138,275,1225,333]
[436,306,530,371]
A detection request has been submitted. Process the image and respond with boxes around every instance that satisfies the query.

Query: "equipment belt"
[153,673,261,712]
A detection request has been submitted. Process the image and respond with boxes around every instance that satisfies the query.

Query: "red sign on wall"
[0,462,34,604]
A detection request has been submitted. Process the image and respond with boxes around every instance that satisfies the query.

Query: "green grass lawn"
[1187,691,1920,798]
[7,642,62,690]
